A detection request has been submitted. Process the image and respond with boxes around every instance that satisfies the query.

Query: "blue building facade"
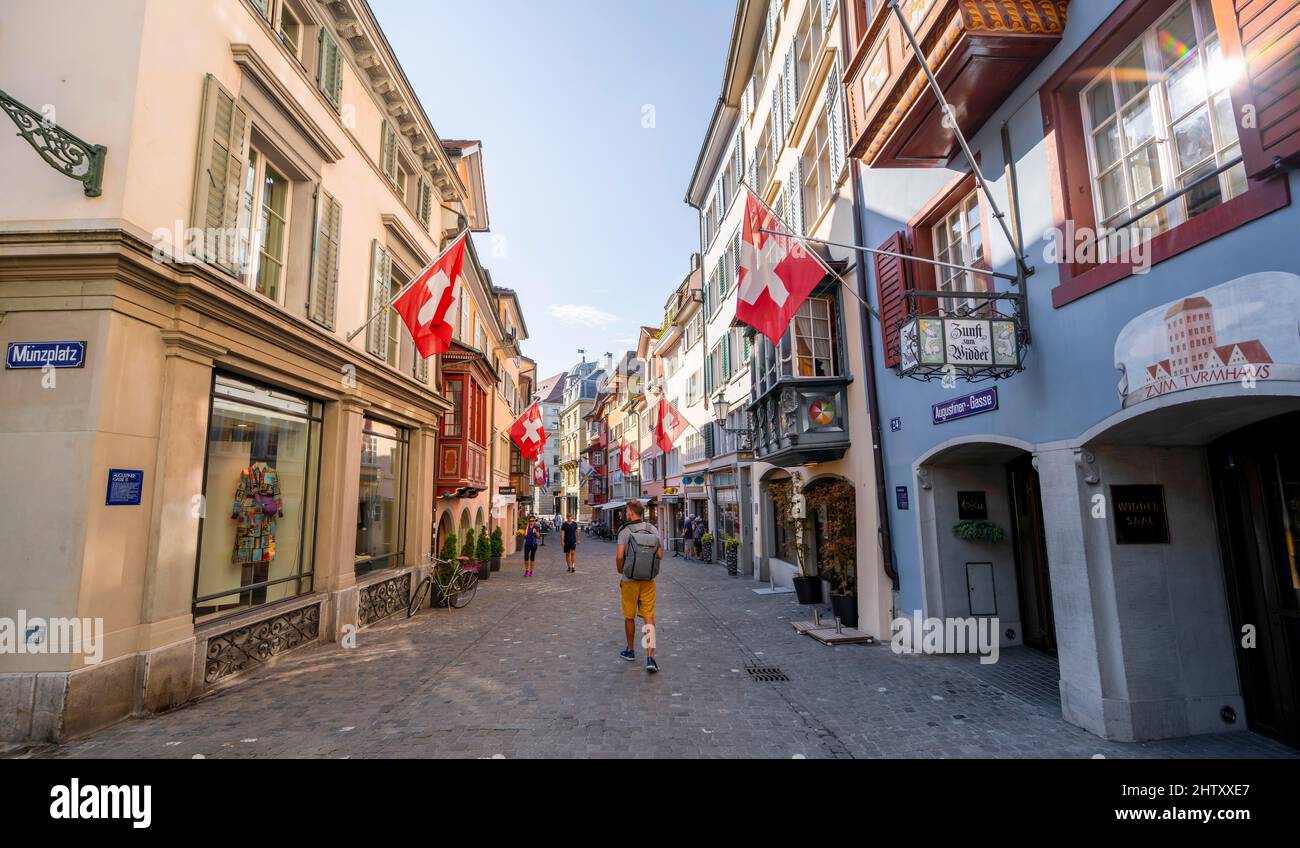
[845,0,1299,745]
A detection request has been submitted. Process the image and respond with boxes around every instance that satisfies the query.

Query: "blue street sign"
[106,469,144,506]
[890,417,902,432]
[6,340,86,369]
[896,486,909,510]
[932,387,999,425]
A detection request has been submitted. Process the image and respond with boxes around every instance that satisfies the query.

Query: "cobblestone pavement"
[28,538,1299,759]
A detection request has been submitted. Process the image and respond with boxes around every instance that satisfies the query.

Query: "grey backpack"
[621,522,661,580]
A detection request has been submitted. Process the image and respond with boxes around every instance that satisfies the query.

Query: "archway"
[436,509,455,560]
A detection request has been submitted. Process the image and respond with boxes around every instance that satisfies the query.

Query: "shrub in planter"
[699,532,714,563]
[490,527,504,572]
[952,519,1007,543]
[723,536,740,576]
[460,528,477,561]
[435,533,459,607]
[475,531,493,581]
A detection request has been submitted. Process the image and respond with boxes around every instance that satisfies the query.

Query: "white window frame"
[1078,0,1246,245]
[931,189,986,316]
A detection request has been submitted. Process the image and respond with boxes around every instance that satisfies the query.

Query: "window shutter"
[1211,0,1300,178]
[703,422,716,459]
[703,273,713,321]
[827,56,845,180]
[705,348,714,397]
[381,121,399,186]
[416,352,430,384]
[716,256,725,299]
[766,0,779,50]
[771,85,784,152]
[743,330,751,362]
[316,28,342,109]
[366,240,392,357]
[787,161,804,235]
[722,333,732,381]
[191,74,249,276]
[733,133,744,189]
[873,231,911,368]
[782,49,796,137]
[746,152,757,192]
[823,0,835,33]
[308,187,342,329]
[417,175,432,228]
[732,232,742,283]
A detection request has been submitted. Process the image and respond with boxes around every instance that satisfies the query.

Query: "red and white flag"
[618,438,640,475]
[653,398,689,455]
[532,459,548,487]
[736,188,827,346]
[509,402,547,459]
[390,231,468,358]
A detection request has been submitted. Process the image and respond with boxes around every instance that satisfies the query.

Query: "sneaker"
[646,657,659,673]
[619,649,635,662]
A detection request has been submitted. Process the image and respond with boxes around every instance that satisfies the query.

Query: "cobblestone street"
[29,540,1299,759]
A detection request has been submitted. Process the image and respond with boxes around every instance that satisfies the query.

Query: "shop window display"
[193,375,322,621]
[355,418,409,575]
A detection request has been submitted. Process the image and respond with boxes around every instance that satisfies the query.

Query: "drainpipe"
[840,2,899,594]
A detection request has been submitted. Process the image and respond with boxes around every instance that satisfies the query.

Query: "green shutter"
[705,350,714,397]
[722,333,732,382]
[316,28,342,109]
[366,240,392,358]
[743,331,751,363]
[417,175,432,228]
[308,187,341,329]
[191,74,249,276]
[827,55,845,180]
[381,121,399,186]
[788,161,804,235]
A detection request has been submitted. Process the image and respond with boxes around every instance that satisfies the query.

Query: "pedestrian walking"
[682,516,695,561]
[523,517,540,577]
[616,499,663,673]
[561,514,580,573]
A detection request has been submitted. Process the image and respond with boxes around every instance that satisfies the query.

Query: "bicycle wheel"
[448,572,478,609]
[407,576,432,617]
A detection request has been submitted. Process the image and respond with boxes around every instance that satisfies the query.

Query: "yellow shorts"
[620,579,656,620]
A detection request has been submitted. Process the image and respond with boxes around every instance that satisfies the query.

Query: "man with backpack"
[616,499,662,673]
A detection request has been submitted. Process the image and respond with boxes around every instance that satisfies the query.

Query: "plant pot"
[490,557,501,572]
[792,575,822,605]
[725,547,739,576]
[830,592,858,628]
[474,560,490,580]
[701,547,713,564]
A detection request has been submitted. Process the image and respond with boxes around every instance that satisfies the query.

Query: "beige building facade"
[0,0,508,742]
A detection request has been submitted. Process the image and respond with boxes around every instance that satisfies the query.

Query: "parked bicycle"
[407,555,478,617]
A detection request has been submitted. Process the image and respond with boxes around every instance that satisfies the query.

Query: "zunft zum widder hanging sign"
[898,316,1022,381]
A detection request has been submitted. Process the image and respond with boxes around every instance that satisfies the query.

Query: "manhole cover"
[746,666,789,682]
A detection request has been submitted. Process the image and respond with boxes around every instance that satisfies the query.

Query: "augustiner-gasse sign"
[1114,272,1300,407]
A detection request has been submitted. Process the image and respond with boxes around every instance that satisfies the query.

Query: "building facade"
[0,0,531,742]
[557,358,602,521]
[530,371,566,516]
[845,0,1300,746]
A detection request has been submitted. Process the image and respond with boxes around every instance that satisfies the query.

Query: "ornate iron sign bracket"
[0,89,106,197]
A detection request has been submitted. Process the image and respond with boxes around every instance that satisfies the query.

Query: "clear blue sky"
[373,0,735,381]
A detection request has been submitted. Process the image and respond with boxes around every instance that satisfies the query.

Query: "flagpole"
[739,182,882,323]
[343,227,470,344]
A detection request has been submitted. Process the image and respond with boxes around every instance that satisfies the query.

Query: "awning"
[600,500,627,511]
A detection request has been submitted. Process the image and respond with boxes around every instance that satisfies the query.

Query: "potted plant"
[475,530,493,580]
[435,533,459,607]
[953,519,1007,543]
[490,527,504,572]
[821,542,857,628]
[460,527,477,573]
[723,535,740,576]
[699,532,714,564]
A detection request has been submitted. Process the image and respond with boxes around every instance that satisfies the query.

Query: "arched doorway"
[1209,411,1300,747]
[914,438,1054,654]
[435,510,455,560]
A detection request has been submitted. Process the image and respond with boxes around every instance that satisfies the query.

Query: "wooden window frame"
[905,169,992,316]
[1040,0,1290,308]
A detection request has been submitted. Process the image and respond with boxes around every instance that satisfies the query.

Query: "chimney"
[601,352,614,375]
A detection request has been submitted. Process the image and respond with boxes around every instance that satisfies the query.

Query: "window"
[685,311,703,350]
[756,118,773,191]
[931,189,986,315]
[355,418,408,576]
[794,0,826,106]
[801,111,833,224]
[238,150,291,304]
[790,295,838,377]
[443,379,462,437]
[193,374,321,621]
[279,5,302,58]
[1079,0,1246,243]
[687,369,702,405]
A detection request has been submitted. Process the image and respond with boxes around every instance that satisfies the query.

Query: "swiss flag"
[509,402,547,459]
[653,398,689,455]
[532,459,548,487]
[736,189,827,346]
[619,438,640,475]
[390,232,468,358]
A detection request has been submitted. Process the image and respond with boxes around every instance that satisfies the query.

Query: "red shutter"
[873,231,911,368]
[1212,0,1300,178]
